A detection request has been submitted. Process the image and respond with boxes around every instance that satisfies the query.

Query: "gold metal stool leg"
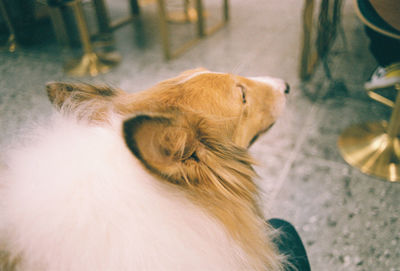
[64,0,120,77]
[167,0,207,23]
[157,0,229,60]
[0,0,17,52]
[338,84,400,182]
[157,0,173,59]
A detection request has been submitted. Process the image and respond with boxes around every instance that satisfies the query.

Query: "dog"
[0,68,289,270]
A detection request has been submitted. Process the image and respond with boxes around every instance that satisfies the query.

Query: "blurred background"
[0,0,399,270]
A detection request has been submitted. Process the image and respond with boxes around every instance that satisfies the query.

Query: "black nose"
[284,82,290,94]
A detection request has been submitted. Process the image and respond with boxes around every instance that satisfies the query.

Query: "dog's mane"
[123,111,284,270]
[175,125,282,270]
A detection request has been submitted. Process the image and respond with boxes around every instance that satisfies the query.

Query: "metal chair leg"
[167,0,202,23]
[199,0,229,36]
[0,0,17,52]
[223,0,228,21]
[157,0,172,59]
[64,0,120,76]
[157,0,229,60]
[338,84,400,182]
[195,0,204,37]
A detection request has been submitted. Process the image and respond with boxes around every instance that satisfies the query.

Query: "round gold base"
[338,121,400,182]
[64,52,121,77]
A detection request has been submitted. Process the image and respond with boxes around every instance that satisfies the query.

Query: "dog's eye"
[238,84,246,104]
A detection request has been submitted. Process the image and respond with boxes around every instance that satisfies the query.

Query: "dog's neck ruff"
[0,113,259,270]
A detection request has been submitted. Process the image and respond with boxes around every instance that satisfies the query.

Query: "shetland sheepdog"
[0,68,289,270]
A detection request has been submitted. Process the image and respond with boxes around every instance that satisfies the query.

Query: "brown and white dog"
[0,68,289,270]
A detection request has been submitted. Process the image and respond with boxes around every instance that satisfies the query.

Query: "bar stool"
[338,0,400,182]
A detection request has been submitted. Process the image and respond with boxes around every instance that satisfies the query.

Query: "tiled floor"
[1,0,399,270]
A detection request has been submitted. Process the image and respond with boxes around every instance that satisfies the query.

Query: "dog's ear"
[123,112,257,199]
[46,82,121,110]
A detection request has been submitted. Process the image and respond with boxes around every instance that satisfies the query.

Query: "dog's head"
[46,68,288,189]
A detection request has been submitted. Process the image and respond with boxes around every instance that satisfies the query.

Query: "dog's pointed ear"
[123,112,201,185]
[46,82,120,110]
[123,112,257,199]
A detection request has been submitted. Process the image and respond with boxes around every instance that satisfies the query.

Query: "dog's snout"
[284,83,290,94]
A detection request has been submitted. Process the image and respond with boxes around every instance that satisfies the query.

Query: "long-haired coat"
[0,68,288,270]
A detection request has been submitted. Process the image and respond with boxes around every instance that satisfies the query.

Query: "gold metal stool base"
[338,121,400,182]
[64,51,121,77]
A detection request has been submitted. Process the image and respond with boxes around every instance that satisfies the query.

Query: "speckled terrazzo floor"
[0,0,399,270]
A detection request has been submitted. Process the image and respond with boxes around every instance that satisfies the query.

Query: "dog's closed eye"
[237,84,246,104]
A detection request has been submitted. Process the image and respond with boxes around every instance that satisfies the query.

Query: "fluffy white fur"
[0,114,251,270]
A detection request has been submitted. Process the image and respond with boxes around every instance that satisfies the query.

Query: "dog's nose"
[284,82,290,94]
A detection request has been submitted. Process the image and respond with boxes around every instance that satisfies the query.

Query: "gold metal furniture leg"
[157,0,228,60]
[157,0,171,59]
[0,0,17,52]
[157,0,202,60]
[223,0,229,21]
[201,0,229,36]
[195,0,205,37]
[167,0,203,23]
[338,84,400,182]
[299,0,316,80]
[64,0,120,77]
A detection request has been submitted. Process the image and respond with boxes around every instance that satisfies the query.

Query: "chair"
[338,0,400,182]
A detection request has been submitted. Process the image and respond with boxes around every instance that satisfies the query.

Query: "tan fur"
[38,69,286,270]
